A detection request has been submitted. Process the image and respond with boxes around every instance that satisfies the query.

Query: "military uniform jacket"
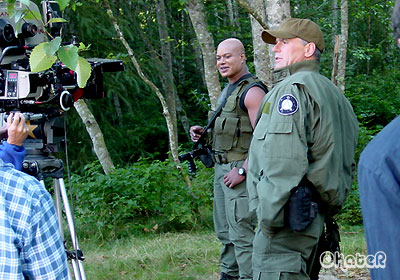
[247,60,358,233]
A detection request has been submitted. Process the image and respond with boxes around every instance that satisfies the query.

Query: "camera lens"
[21,23,38,38]
[0,19,16,47]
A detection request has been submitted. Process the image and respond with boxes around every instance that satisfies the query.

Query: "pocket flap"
[253,252,302,273]
[268,122,293,134]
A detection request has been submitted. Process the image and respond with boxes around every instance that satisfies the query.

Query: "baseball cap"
[261,18,325,52]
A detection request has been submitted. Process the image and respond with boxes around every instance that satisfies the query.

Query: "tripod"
[23,155,86,280]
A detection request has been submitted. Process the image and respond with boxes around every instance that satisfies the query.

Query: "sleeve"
[254,84,311,234]
[21,181,69,279]
[0,141,26,171]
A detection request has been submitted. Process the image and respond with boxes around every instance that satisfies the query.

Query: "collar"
[272,60,320,85]
[230,73,254,87]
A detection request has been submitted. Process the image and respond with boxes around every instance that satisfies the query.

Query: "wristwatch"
[238,167,246,176]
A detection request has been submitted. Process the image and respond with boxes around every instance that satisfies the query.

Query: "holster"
[285,183,319,232]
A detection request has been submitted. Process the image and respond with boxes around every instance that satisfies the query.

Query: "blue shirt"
[0,141,26,170]
[0,159,68,279]
[358,115,400,280]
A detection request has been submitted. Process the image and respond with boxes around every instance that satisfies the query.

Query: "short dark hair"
[392,0,400,41]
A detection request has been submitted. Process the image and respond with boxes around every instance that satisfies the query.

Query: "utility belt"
[212,151,247,164]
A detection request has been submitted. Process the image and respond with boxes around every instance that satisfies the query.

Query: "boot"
[220,272,239,280]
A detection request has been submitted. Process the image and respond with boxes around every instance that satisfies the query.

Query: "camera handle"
[23,158,86,280]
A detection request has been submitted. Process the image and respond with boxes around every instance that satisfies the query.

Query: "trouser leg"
[214,165,238,277]
[252,213,324,280]
[215,162,256,280]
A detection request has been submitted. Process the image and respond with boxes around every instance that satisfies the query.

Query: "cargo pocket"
[214,117,239,150]
[266,122,293,159]
[253,252,303,280]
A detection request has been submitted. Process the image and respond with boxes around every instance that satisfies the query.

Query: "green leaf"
[75,56,92,88]
[57,0,70,11]
[23,10,44,25]
[19,0,30,5]
[45,37,62,56]
[58,45,78,70]
[29,43,57,72]
[47,18,68,24]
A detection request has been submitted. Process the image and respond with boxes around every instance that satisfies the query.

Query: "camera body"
[0,0,124,154]
[0,0,124,113]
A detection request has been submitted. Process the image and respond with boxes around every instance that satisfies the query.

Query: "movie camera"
[0,0,124,154]
[0,1,124,279]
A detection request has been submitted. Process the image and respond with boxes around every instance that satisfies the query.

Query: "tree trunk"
[104,0,192,188]
[338,0,348,92]
[186,0,221,111]
[226,0,237,36]
[74,99,115,174]
[232,0,241,33]
[249,0,271,87]
[265,0,291,69]
[156,0,178,147]
[237,0,268,29]
[331,35,340,86]
[112,92,123,124]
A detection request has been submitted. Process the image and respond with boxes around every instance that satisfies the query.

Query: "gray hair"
[300,39,322,61]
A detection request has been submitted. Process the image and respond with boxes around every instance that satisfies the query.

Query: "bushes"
[71,159,214,238]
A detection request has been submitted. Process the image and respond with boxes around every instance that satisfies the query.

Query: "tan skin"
[190,38,265,188]
[272,37,316,70]
[0,112,29,146]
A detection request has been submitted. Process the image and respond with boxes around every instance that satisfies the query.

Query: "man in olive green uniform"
[246,19,358,279]
[190,38,267,280]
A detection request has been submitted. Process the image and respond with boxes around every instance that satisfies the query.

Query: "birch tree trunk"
[186,0,221,110]
[156,0,178,146]
[337,0,348,92]
[249,0,271,87]
[74,100,115,174]
[104,0,192,188]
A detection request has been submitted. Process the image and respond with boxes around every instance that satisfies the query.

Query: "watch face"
[238,168,246,176]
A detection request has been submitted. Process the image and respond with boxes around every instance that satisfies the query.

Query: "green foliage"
[336,183,363,226]
[346,68,400,130]
[71,159,214,239]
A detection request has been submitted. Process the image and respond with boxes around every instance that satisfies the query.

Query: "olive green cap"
[261,18,325,52]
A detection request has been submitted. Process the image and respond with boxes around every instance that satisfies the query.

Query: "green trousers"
[214,161,257,280]
[252,212,324,280]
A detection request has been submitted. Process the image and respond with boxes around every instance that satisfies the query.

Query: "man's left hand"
[223,167,245,188]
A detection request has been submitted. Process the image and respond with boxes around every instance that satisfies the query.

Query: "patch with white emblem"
[277,94,298,115]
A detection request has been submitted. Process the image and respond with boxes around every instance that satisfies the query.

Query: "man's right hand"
[7,112,29,146]
[190,125,204,142]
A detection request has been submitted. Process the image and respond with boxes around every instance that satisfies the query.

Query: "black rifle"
[179,88,229,174]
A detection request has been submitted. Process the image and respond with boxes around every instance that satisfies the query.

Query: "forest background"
[29,0,399,241]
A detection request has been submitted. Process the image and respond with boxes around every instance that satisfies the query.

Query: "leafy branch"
[7,0,91,88]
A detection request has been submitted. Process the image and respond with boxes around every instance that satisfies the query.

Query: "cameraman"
[0,112,29,170]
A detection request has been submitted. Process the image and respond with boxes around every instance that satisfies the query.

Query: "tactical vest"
[211,76,265,163]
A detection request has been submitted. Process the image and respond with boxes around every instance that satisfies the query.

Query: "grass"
[66,224,368,280]
[77,230,221,280]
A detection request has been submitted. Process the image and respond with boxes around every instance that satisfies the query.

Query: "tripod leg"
[54,178,87,280]
[51,180,64,239]
[50,179,73,280]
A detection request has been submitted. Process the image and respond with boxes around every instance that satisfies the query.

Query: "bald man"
[190,38,267,280]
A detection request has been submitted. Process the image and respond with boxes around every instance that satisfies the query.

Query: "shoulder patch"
[277,94,298,116]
